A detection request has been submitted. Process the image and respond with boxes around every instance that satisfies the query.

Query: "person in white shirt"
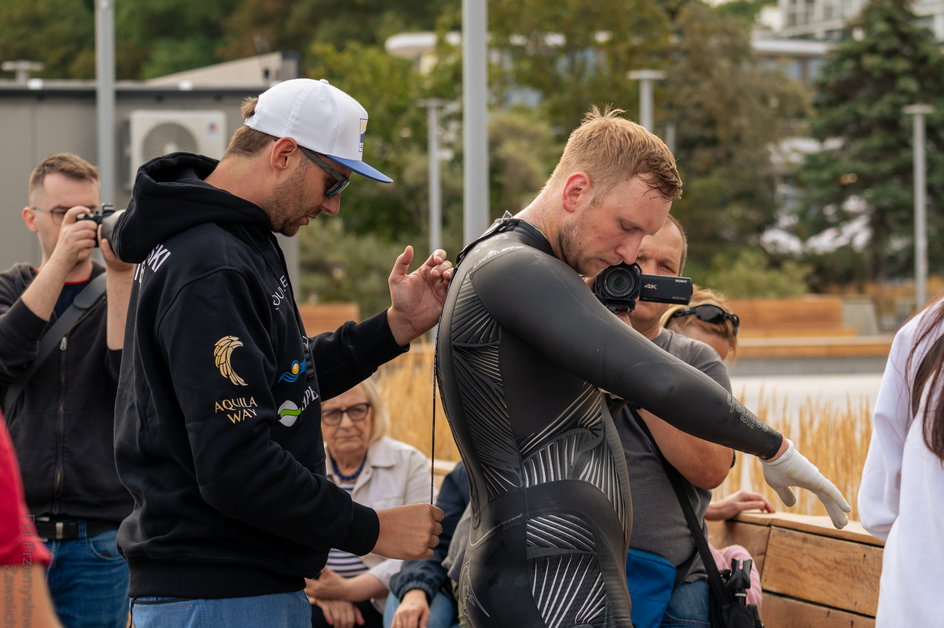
[859,296,944,626]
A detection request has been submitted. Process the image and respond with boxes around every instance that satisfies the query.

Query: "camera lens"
[604,268,635,297]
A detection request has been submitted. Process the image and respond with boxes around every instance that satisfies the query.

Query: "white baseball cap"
[244,78,392,183]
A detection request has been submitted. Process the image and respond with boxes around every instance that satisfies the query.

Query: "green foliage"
[793,0,944,282]
[665,1,810,271]
[296,218,406,315]
[489,0,671,136]
[0,0,96,78]
[700,248,812,298]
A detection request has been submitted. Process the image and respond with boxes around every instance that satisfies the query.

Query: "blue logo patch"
[278,359,307,383]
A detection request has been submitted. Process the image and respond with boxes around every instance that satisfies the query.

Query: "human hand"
[372,504,444,560]
[313,598,364,628]
[391,589,431,628]
[386,247,454,345]
[305,567,348,602]
[99,227,134,274]
[48,206,98,270]
[705,490,776,521]
[761,440,851,528]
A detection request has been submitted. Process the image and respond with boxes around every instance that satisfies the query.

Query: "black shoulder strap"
[3,273,108,414]
[632,410,736,606]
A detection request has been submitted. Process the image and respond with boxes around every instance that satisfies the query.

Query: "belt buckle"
[55,521,65,540]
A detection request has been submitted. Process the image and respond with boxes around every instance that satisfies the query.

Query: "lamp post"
[904,104,934,310]
[419,99,450,255]
[95,0,116,205]
[463,0,489,245]
[627,70,665,131]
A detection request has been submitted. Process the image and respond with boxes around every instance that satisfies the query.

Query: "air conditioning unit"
[128,110,227,188]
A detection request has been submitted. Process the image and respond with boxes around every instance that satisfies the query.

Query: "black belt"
[33,517,119,542]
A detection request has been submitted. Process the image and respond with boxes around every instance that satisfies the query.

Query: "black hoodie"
[113,153,406,598]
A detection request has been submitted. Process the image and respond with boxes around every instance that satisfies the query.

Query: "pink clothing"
[710,543,762,608]
[0,414,51,568]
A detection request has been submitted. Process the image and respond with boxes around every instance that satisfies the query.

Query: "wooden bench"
[298,303,360,335]
[727,296,857,339]
[708,512,883,627]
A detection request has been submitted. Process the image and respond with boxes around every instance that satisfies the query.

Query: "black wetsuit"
[435,218,782,627]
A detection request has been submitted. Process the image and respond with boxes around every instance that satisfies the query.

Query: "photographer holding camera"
[0,153,134,627]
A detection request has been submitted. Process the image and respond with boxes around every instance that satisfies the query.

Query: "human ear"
[560,172,591,214]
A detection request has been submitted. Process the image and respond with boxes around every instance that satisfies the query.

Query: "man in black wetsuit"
[435,107,850,627]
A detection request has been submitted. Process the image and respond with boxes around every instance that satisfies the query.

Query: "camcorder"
[77,204,123,247]
[592,262,693,313]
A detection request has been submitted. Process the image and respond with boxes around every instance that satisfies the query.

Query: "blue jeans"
[661,579,710,627]
[44,526,129,628]
[131,590,311,627]
[383,591,460,628]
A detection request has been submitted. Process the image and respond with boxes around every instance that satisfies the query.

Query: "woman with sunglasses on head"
[304,378,431,628]
[662,289,740,362]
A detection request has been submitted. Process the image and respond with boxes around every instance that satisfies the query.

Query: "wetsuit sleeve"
[469,251,782,459]
[158,269,377,553]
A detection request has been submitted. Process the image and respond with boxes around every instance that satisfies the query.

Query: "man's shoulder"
[655,329,719,364]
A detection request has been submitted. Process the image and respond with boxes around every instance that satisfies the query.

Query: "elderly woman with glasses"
[304,378,431,628]
[662,289,740,362]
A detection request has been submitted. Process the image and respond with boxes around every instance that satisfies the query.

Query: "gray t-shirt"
[615,328,732,583]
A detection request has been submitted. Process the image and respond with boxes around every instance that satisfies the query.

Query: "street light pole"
[419,99,449,255]
[904,104,934,310]
[95,0,116,204]
[462,0,489,245]
[627,70,665,131]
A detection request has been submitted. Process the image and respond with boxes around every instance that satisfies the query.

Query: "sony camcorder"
[592,262,693,313]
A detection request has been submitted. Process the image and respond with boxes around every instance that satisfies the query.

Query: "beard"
[266,162,312,237]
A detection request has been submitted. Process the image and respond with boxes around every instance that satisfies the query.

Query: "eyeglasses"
[321,402,371,426]
[299,146,350,199]
[31,205,97,225]
[667,304,740,336]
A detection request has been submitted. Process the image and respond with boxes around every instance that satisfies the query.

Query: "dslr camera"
[592,262,692,313]
[77,204,121,247]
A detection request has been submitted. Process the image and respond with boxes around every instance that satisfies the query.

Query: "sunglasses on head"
[299,146,350,198]
[667,304,740,336]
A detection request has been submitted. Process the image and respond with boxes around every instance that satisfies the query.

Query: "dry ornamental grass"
[376,342,873,520]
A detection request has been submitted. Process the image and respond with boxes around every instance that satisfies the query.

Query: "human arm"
[164,271,439,558]
[638,409,735,489]
[100,231,134,350]
[305,567,387,603]
[705,490,775,521]
[389,462,469,602]
[858,321,915,540]
[310,598,364,628]
[386,247,453,346]
[391,589,433,628]
[19,206,97,321]
[468,249,848,523]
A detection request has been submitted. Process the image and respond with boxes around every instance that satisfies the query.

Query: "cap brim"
[329,155,393,183]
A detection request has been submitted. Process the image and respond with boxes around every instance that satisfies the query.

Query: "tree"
[793,0,944,284]
[0,0,96,79]
[662,0,810,272]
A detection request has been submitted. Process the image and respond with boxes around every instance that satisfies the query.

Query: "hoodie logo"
[277,400,301,427]
[134,243,172,284]
[278,359,307,383]
[214,336,248,386]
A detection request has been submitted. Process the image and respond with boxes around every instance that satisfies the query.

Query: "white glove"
[761,440,851,529]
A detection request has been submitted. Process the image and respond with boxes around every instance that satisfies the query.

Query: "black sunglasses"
[667,304,740,336]
[299,146,350,198]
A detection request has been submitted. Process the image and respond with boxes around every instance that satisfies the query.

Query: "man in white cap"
[110,79,449,627]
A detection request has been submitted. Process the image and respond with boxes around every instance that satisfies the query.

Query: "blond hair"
[546,106,682,203]
[663,287,738,358]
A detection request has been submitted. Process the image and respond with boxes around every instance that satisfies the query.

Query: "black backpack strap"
[3,273,108,414]
[631,410,737,605]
